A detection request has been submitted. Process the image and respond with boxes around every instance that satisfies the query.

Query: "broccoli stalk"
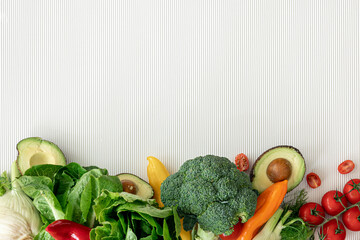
[192,224,218,240]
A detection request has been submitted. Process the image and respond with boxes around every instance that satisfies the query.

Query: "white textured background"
[1,0,359,239]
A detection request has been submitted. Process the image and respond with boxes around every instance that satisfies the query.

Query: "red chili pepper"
[45,220,91,240]
[219,221,243,240]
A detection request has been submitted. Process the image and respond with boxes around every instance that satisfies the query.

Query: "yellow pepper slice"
[146,156,191,240]
[146,156,170,207]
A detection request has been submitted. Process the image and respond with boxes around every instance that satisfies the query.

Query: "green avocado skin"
[250,145,306,193]
[116,173,154,199]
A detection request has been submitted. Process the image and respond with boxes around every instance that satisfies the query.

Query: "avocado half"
[117,173,154,199]
[16,137,66,175]
[250,145,306,193]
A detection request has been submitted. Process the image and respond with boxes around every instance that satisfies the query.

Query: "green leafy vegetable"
[91,190,181,240]
[19,176,64,222]
[24,164,63,180]
[0,171,11,196]
[282,188,309,219]
[18,163,123,240]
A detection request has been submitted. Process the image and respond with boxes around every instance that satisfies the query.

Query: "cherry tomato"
[342,206,360,231]
[219,221,243,240]
[321,190,347,216]
[343,179,360,204]
[338,160,355,174]
[299,202,326,226]
[306,172,321,189]
[320,219,346,240]
[235,153,249,172]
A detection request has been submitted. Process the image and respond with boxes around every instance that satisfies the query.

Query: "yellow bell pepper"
[146,156,170,207]
[180,218,191,240]
[146,156,191,240]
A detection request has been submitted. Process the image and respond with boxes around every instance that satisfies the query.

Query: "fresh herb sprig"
[280,189,314,240]
[254,189,314,240]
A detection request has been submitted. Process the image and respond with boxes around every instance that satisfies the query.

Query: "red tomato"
[343,179,360,204]
[299,202,326,225]
[342,206,360,231]
[321,190,347,216]
[235,153,249,172]
[306,172,321,189]
[320,219,346,240]
[338,160,355,174]
[219,221,243,240]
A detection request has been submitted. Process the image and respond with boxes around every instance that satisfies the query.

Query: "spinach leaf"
[19,175,54,193]
[163,219,171,240]
[34,229,54,240]
[18,176,65,222]
[90,219,124,240]
[65,169,122,225]
[91,190,180,240]
[33,189,65,221]
[138,212,163,236]
[125,227,138,240]
[118,212,128,234]
[0,171,11,195]
[172,207,181,237]
[24,164,63,180]
[54,172,74,209]
[83,166,101,171]
[138,220,152,235]
[90,224,112,240]
[56,162,87,180]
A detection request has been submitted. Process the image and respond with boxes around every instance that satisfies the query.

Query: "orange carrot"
[236,180,288,240]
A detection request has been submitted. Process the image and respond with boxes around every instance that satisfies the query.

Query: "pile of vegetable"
[0,138,181,240]
[1,137,359,240]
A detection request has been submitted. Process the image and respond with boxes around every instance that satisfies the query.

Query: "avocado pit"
[266,158,292,183]
[117,173,154,199]
[121,180,138,194]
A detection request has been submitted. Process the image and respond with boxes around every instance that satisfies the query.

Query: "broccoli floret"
[160,172,184,207]
[160,155,258,235]
[179,179,217,215]
[198,202,238,235]
[229,188,258,223]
